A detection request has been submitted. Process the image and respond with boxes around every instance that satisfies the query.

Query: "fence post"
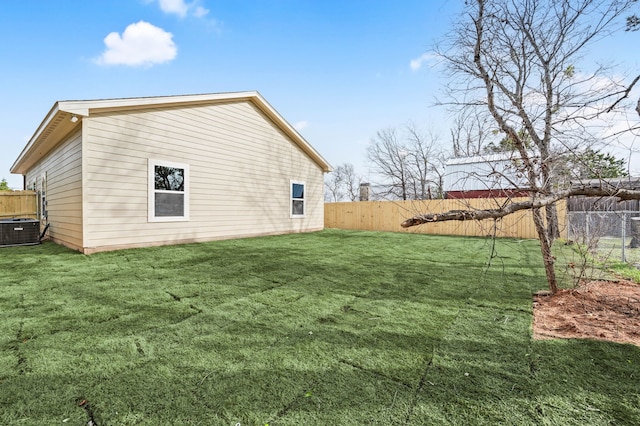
[622,212,626,262]
[585,212,590,244]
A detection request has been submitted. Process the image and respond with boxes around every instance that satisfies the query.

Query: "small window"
[291,181,305,217]
[148,159,189,222]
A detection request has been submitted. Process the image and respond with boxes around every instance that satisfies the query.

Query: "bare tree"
[405,123,447,199]
[324,168,345,202]
[450,108,494,157]
[367,127,412,200]
[324,163,361,202]
[367,124,447,200]
[404,0,640,293]
[341,163,361,201]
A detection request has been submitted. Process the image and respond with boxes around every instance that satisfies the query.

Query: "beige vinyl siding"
[24,130,83,250]
[82,100,324,251]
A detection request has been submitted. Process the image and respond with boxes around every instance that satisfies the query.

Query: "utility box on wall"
[0,218,40,247]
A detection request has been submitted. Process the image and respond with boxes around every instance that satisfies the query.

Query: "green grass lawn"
[1,230,638,425]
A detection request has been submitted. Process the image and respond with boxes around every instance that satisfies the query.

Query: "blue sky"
[0,1,637,189]
[0,0,461,189]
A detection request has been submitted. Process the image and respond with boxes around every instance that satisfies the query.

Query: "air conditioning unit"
[0,218,41,247]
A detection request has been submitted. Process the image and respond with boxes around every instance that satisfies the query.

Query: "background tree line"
[325,112,629,203]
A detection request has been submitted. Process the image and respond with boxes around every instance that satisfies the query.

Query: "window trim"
[290,180,305,218]
[148,159,190,222]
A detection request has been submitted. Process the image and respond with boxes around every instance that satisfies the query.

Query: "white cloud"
[158,0,189,17]
[294,120,309,131]
[96,21,177,67]
[156,0,210,19]
[193,6,209,18]
[410,53,435,72]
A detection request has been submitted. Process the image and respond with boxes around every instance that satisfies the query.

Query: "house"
[10,92,331,254]
[443,153,532,199]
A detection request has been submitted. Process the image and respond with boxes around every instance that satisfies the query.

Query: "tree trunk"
[545,202,560,245]
[532,207,558,293]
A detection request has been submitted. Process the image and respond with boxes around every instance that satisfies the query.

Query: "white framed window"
[148,159,189,222]
[290,180,305,217]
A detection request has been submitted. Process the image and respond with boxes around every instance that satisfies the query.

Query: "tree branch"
[401,183,640,228]
[605,74,640,113]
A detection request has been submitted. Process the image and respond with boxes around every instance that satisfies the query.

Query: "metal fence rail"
[567,210,640,264]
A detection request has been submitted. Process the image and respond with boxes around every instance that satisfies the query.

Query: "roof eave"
[11,103,66,175]
[12,91,332,175]
[248,92,332,173]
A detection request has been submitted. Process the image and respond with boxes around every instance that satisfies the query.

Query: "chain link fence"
[567,211,640,265]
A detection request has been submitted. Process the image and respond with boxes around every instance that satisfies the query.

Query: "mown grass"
[1,229,638,425]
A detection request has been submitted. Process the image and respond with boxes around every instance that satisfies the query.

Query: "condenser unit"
[0,218,41,247]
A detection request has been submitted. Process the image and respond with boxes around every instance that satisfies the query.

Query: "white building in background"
[443,153,532,199]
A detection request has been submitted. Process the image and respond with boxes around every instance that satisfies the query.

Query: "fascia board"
[250,92,332,173]
[57,91,259,116]
[13,91,332,175]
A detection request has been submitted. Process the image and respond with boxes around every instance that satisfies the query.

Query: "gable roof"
[11,91,332,174]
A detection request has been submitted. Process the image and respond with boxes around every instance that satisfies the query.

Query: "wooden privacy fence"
[325,198,567,239]
[0,191,38,219]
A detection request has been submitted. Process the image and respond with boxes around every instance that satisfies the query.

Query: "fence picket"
[324,198,567,240]
[0,191,38,219]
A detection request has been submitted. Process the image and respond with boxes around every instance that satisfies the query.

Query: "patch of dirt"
[533,279,640,347]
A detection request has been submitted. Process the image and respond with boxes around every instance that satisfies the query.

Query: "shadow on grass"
[3,330,637,425]
[1,232,639,425]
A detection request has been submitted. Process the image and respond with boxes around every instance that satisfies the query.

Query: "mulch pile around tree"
[533,279,640,347]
